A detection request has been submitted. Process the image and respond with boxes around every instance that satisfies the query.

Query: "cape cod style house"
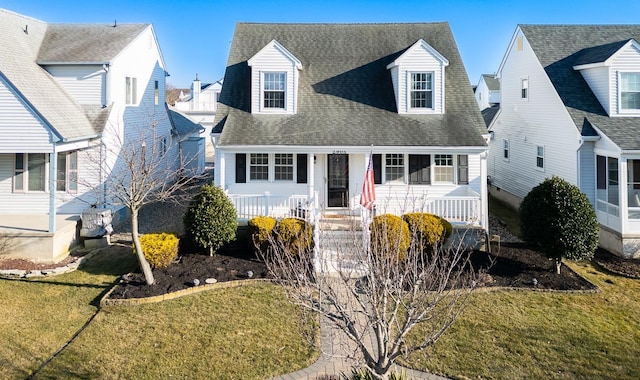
[212,23,489,233]
[487,24,640,257]
[0,9,195,261]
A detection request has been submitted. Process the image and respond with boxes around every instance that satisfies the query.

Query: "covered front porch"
[0,214,81,262]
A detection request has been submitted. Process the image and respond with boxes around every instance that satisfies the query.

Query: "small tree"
[183,184,237,256]
[519,176,599,274]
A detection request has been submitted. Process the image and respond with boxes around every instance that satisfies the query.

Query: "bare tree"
[88,108,202,285]
[165,83,183,106]
[260,212,486,379]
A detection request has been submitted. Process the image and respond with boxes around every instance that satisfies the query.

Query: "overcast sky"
[2,0,640,88]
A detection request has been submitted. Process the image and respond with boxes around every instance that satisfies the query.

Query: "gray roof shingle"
[168,108,203,137]
[0,9,148,141]
[520,24,640,149]
[214,23,487,148]
[482,74,500,91]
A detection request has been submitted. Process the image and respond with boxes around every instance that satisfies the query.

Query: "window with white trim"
[521,78,529,99]
[503,139,510,160]
[410,72,433,109]
[250,153,269,181]
[14,153,47,192]
[621,72,640,110]
[274,153,294,181]
[57,151,78,193]
[263,72,286,109]
[154,80,159,105]
[158,136,168,158]
[126,77,137,105]
[385,154,405,182]
[434,154,454,183]
[536,145,544,169]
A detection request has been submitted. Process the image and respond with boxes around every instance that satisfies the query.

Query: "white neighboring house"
[488,24,640,258]
[212,23,489,234]
[0,8,191,261]
[173,76,222,163]
[475,73,501,110]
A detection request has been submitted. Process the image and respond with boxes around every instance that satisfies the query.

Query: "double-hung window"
[433,154,454,183]
[14,153,47,192]
[503,139,510,160]
[250,153,269,181]
[385,154,405,182]
[410,72,433,109]
[126,77,137,105]
[521,78,529,99]
[621,72,640,110]
[536,145,544,170]
[274,154,294,181]
[56,151,78,193]
[263,72,286,109]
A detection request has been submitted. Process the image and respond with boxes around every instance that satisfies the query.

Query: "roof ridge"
[237,21,449,26]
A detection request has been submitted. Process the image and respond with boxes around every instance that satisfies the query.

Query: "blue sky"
[2,0,640,88]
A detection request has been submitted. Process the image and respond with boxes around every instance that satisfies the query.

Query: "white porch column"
[48,150,57,233]
[217,152,226,189]
[480,151,489,232]
[308,153,314,198]
[620,158,629,234]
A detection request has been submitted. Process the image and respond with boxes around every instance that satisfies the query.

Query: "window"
[410,72,433,109]
[385,154,404,182]
[434,154,454,183]
[274,154,294,181]
[158,136,168,158]
[621,72,640,110]
[536,145,544,169]
[521,78,529,99]
[154,80,159,105]
[263,72,285,109]
[457,155,469,185]
[597,155,620,214]
[126,77,137,105]
[56,151,78,193]
[409,154,430,184]
[503,139,510,160]
[14,153,47,192]
[250,153,269,181]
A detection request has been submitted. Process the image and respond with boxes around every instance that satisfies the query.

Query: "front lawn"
[0,246,316,380]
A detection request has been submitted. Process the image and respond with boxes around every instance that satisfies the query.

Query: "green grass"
[0,246,316,380]
[399,197,640,379]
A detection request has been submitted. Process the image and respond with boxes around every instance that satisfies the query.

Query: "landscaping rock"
[205,278,217,284]
[0,269,26,278]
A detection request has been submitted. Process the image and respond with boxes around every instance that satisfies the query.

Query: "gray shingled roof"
[168,108,204,137]
[0,9,147,141]
[482,74,500,91]
[214,23,487,148]
[481,104,500,128]
[520,25,640,148]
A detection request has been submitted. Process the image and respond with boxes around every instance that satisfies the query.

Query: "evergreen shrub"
[248,216,277,253]
[137,233,179,269]
[370,214,410,260]
[273,218,313,256]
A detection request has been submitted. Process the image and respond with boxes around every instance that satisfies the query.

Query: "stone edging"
[99,278,271,308]
[0,250,99,280]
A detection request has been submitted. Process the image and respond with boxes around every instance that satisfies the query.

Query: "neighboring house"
[0,9,184,261]
[167,108,206,175]
[173,76,222,163]
[487,24,640,258]
[475,73,501,110]
[212,23,489,233]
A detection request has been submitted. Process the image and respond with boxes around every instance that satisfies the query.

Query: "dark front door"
[328,154,349,207]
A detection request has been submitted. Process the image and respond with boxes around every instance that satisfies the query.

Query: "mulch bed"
[592,247,640,279]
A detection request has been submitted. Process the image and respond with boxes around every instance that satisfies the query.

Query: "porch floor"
[0,214,80,235]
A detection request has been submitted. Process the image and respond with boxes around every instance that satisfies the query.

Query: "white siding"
[44,65,105,105]
[579,66,611,114]
[489,29,580,200]
[475,77,490,110]
[0,79,54,153]
[395,47,445,114]
[610,43,640,116]
[249,43,299,114]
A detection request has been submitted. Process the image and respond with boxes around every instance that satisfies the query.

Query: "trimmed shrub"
[439,216,453,239]
[273,218,313,256]
[248,216,277,253]
[370,214,410,261]
[519,176,599,274]
[183,184,238,256]
[137,233,179,269]
[402,212,446,249]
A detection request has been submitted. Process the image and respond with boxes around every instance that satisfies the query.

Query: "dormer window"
[410,72,433,109]
[621,72,640,110]
[263,72,286,109]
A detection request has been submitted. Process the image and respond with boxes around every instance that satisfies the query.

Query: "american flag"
[360,153,376,210]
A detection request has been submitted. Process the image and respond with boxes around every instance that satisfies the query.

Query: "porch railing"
[228,193,315,223]
[370,195,482,226]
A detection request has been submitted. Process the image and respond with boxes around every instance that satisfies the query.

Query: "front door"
[328,154,349,207]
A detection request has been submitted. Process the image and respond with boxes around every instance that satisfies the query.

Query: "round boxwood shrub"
[519,176,599,274]
[439,216,453,240]
[137,233,179,269]
[183,184,238,256]
[402,212,448,251]
[370,214,410,261]
[248,216,277,253]
[273,218,313,256]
